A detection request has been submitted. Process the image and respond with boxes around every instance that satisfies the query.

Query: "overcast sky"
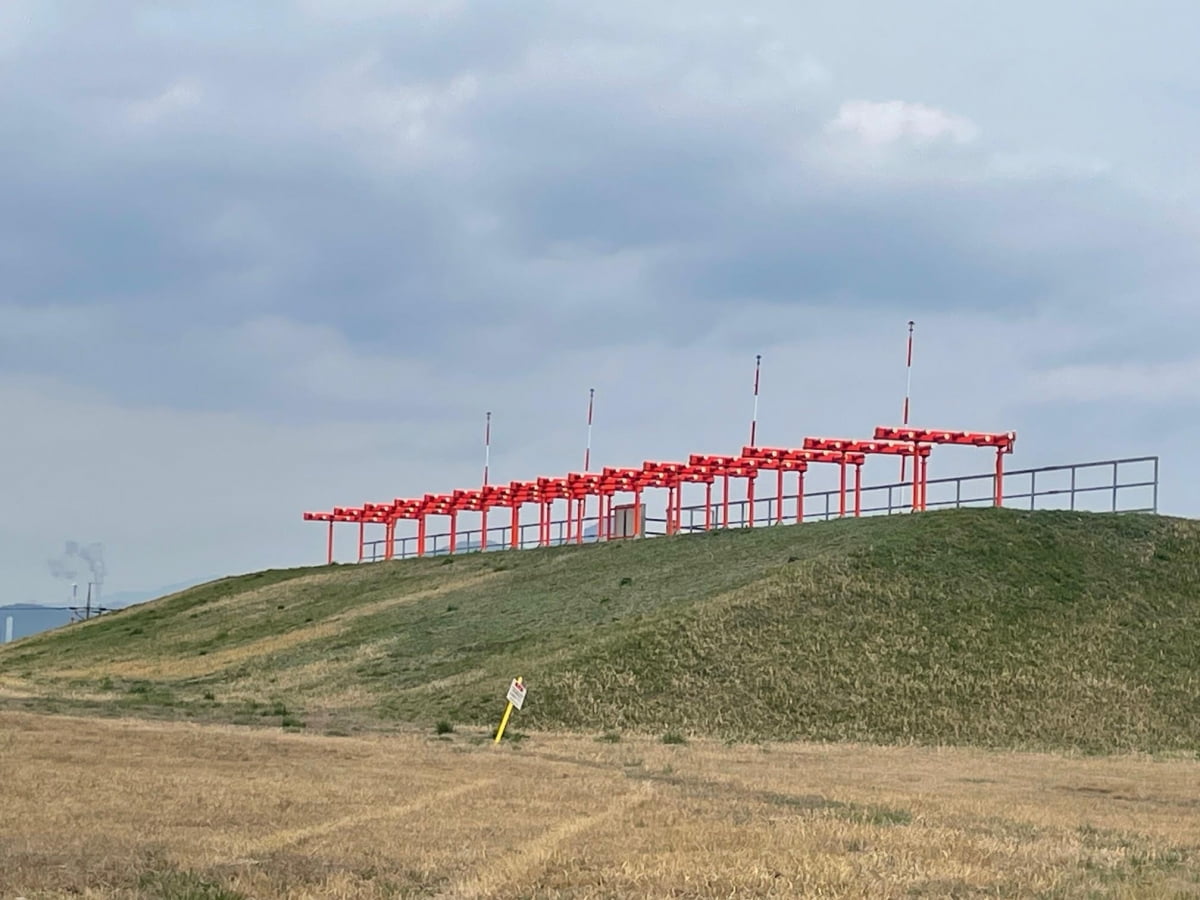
[3,0,1198,602]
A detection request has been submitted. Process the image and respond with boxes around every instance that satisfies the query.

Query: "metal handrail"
[359,456,1159,562]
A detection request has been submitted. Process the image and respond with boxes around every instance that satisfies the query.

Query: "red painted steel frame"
[804,437,933,512]
[641,461,699,535]
[670,464,717,532]
[689,454,759,528]
[304,425,1017,560]
[601,467,645,538]
[873,427,1016,508]
[740,447,866,519]
[302,511,338,564]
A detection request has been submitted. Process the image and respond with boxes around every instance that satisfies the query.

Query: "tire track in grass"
[440,785,654,899]
[241,777,499,857]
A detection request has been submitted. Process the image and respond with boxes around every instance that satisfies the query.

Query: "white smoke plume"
[47,541,106,602]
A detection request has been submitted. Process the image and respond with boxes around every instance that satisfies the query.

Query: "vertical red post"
[565,498,574,545]
[704,482,712,531]
[481,508,488,552]
[796,470,805,523]
[326,521,334,566]
[775,468,784,524]
[633,488,642,537]
[599,495,609,541]
[995,448,1004,507]
[449,510,457,555]
[722,473,730,528]
[418,515,427,557]
[907,446,916,511]
[510,503,520,549]
[920,453,930,511]
[838,458,847,518]
[854,463,863,517]
[747,475,756,528]
[385,520,394,561]
[576,495,585,544]
[358,521,365,562]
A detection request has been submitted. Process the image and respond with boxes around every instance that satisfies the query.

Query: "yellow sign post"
[493,676,525,743]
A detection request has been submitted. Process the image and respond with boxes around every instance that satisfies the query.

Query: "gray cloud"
[0,1,1198,601]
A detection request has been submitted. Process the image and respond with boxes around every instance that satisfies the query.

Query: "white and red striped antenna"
[900,321,914,481]
[749,354,762,448]
[484,411,492,486]
[584,388,595,472]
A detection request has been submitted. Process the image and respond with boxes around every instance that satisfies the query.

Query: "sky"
[2,0,1198,603]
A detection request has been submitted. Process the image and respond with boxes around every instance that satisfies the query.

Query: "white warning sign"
[506,679,526,710]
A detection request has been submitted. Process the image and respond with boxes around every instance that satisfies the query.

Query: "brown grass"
[2,712,1198,898]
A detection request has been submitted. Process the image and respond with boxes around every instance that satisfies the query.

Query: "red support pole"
[577,497,585,544]
[912,444,920,512]
[384,520,394,560]
[796,470,805,523]
[838,459,847,518]
[418,516,426,557]
[723,473,730,528]
[449,510,457,555]
[854,463,863,517]
[565,498,574,545]
[326,521,334,565]
[704,482,712,531]
[511,504,520,549]
[481,509,488,552]
[920,453,930,511]
[776,468,784,524]
[995,448,1004,507]
[633,489,642,537]
[747,475,756,528]
[358,521,365,562]
[599,495,608,541]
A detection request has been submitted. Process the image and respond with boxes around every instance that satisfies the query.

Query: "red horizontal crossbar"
[804,437,931,457]
[741,447,866,466]
[873,426,1016,451]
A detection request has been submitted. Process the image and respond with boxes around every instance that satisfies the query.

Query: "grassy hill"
[2,509,1199,753]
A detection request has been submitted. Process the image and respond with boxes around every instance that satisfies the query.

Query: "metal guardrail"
[361,456,1159,561]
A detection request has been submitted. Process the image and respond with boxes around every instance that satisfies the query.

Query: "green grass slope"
[3,509,1199,752]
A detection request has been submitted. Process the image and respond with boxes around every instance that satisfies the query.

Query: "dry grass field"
[2,713,1198,898]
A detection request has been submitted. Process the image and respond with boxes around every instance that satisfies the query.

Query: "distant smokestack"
[48,541,106,608]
